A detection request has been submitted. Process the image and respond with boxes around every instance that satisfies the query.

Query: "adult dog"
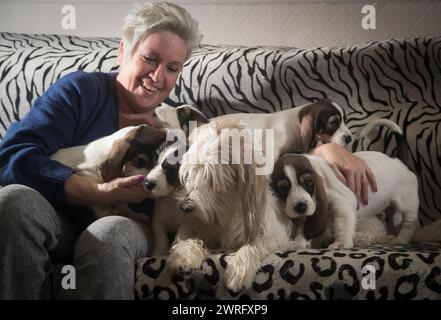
[167,119,295,291]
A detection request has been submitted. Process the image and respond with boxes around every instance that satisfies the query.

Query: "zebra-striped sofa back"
[0,32,440,225]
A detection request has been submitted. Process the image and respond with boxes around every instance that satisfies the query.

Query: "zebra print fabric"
[0,32,440,225]
[169,38,441,226]
[0,32,119,138]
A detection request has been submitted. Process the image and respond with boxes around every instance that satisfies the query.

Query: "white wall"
[0,0,440,48]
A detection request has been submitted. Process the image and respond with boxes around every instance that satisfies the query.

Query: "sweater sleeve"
[0,71,106,205]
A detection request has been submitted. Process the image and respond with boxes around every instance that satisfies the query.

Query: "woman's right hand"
[65,173,151,205]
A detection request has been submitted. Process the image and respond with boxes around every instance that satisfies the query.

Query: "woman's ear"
[117,41,125,65]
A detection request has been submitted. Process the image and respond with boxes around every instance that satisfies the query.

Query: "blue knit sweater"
[0,71,123,205]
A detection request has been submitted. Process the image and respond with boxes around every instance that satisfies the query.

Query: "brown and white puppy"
[271,153,328,248]
[51,125,168,220]
[152,103,209,135]
[212,99,353,158]
[272,146,419,249]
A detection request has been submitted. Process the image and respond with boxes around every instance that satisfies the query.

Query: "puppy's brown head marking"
[271,153,328,239]
[298,99,345,151]
[176,105,209,136]
[98,125,167,182]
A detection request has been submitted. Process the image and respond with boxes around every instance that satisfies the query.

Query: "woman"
[0,2,375,299]
[0,2,200,299]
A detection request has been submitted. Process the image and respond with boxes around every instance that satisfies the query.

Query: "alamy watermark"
[361,5,376,30]
[61,5,76,30]
[61,264,76,290]
[164,121,275,176]
[361,264,376,290]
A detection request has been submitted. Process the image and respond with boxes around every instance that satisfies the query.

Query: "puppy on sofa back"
[212,99,353,158]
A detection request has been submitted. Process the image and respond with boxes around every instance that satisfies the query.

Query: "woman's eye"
[143,56,157,64]
[167,64,180,73]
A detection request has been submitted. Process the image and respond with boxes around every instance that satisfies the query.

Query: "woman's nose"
[150,64,165,84]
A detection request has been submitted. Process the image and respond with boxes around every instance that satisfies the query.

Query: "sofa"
[1,32,441,300]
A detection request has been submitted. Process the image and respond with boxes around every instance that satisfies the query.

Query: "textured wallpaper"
[0,0,440,47]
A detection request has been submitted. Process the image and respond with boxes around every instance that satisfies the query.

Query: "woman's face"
[116,30,188,114]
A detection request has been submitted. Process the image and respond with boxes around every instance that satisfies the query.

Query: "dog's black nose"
[144,180,157,191]
[295,202,308,214]
[345,135,352,144]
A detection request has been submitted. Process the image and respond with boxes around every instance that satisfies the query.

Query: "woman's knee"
[0,184,56,226]
[74,216,152,260]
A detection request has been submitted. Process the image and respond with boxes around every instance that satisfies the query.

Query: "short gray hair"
[122,2,202,60]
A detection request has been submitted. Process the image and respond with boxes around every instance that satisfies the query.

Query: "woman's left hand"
[311,143,377,207]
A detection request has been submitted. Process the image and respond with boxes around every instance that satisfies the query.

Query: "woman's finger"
[354,173,362,208]
[331,164,347,186]
[365,167,377,193]
[361,174,369,206]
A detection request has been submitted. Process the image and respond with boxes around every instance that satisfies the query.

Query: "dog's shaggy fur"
[167,119,295,291]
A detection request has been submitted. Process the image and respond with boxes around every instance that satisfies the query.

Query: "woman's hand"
[311,143,377,207]
[65,173,151,205]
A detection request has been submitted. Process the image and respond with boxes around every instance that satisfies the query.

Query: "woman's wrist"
[64,173,107,205]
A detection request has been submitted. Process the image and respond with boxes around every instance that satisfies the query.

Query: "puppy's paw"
[285,239,311,250]
[167,239,208,273]
[328,239,353,250]
[390,236,410,245]
[224,254,256,292]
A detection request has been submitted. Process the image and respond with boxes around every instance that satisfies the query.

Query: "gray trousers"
[0,184,152,300]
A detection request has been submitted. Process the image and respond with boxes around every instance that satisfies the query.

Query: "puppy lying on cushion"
[271,121,419,249]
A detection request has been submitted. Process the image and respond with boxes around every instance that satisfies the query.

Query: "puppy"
[167,119,295,291]
[51,125,168,220]
[144,138,188,256]
[212,99,353,158]
[271,125,419,249]
[152,103,209,135]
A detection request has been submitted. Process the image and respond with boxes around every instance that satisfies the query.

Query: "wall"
[0,0,440,48]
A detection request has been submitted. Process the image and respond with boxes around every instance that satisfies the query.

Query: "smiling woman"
[116,30,188,127]
[0,2,202,300]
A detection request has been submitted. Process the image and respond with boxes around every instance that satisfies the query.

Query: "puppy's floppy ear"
[300,113,315,153]
[98,125,166,182]
[304,171,328,239]
[176,105,209,136]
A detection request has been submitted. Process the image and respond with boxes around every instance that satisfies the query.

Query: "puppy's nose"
[344,135,352,144]
[295,202,308,214]
[144,180,157,191]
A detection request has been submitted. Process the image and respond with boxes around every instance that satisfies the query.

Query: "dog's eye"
[276,178,291,199]
[328,120,340,128]
[135,157,148,168]
[302,179,315,195]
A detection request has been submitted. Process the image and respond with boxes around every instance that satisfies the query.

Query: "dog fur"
[51,125,168,220]
[166,119,296,291]
[271,122,419,249]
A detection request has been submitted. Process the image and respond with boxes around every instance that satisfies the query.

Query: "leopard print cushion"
[137,243,441,300]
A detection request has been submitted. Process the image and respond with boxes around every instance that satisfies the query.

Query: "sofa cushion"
[136,243,441,300]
